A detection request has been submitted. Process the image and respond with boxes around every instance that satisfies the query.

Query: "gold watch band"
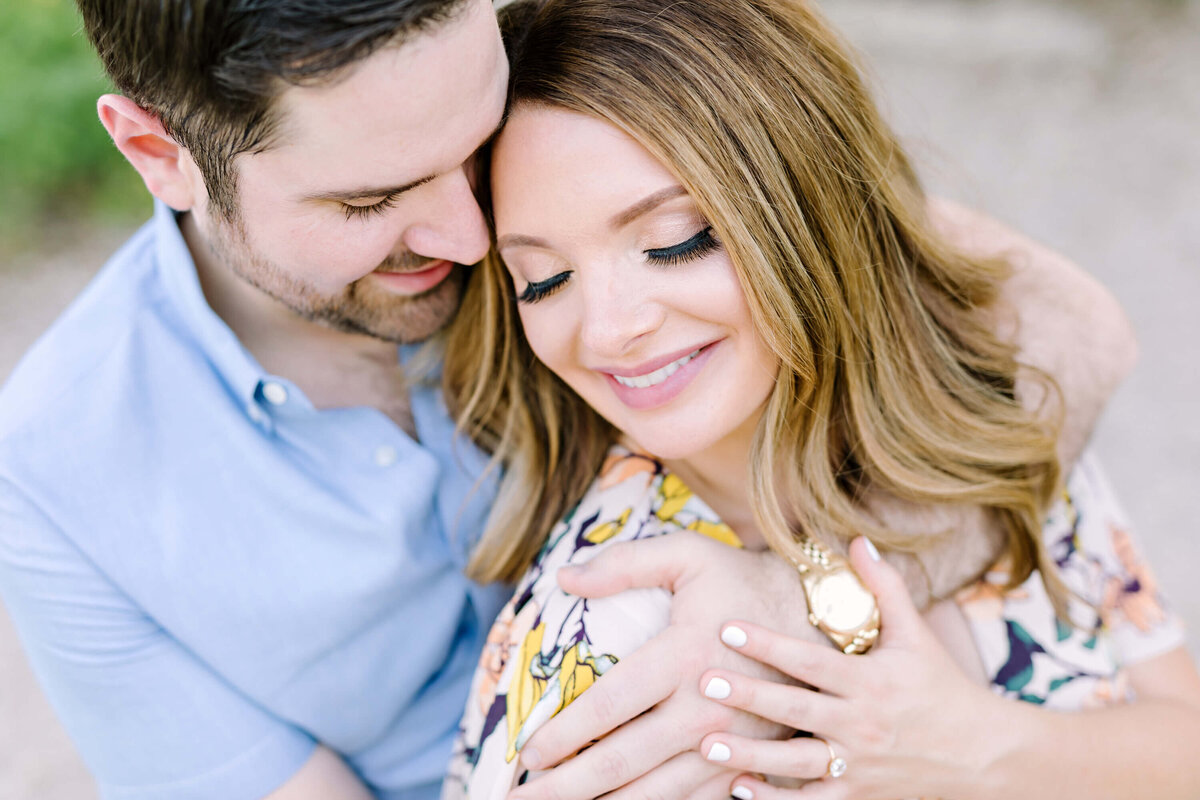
[790,535,880,655]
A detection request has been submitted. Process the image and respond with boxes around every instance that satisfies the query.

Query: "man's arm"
[0,481,371,799]
[867,199,1139,603]
[929,196,1138,470]
[268,747,373,800]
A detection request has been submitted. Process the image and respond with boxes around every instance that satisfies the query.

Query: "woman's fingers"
[699,731,840,780]
[718,620,861,696]
[594,751,733,800]
[847,535,923,647]
[700,670,844,736]
[728,773,842,800]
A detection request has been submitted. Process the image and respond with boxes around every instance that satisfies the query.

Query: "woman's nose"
[577,266,666,359]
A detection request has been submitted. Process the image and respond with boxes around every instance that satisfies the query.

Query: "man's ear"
[97,94,202,211]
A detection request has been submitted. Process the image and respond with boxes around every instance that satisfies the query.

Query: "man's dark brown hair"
[76,0,471,218]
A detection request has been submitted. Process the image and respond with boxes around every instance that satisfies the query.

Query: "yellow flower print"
[655,473,693,522]
[687,518,742,548]
[652,473,742,547]
[506,623,549,762]
[585,508,632,545]
[556,642,614,711]
[505,630,619,762]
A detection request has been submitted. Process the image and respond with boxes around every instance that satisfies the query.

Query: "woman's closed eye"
[645,226,719,266]
[515,227,719,305]
[518,270,573,304]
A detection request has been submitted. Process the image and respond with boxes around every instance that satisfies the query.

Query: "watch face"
[811,570,876,632]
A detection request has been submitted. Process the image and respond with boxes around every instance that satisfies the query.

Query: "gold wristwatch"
[791,537,880,654]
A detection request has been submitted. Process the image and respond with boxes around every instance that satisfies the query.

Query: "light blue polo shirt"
[0,202,511,799]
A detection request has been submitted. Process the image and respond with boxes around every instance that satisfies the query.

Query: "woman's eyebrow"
[495,185,689,251]
[608,185,687,229]
[495,233,550,250]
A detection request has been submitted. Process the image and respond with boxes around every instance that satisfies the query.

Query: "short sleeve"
[1055,452,1188,666]
[0,480,317,800]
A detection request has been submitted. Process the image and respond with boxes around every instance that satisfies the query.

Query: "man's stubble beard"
[208,212,465,344]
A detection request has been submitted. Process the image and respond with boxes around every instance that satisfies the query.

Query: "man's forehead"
[263,0,506,175]
[267,0,501,140]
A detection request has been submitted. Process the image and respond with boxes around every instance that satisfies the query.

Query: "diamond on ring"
[822,739,847,779]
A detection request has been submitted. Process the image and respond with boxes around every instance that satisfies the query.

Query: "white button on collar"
[262,381,288,406]
[374,445,398,468]
[246,403,266,424]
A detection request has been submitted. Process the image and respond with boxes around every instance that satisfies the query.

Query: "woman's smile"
[490,105,779,461]
[599,340,720,410]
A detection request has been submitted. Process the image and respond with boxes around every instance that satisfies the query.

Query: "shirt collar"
[151,200,270,405]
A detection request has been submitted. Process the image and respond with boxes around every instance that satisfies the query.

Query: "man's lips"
[371,260,454,295]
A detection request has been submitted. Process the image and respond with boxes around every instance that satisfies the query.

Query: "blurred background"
[1,0,1197,796]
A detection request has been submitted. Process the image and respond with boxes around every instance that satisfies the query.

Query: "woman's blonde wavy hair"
[445,0,1067,610]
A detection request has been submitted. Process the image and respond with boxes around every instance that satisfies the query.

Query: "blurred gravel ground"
[1,0,1196,796]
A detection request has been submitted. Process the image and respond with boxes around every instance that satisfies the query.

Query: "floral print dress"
[443,447,1185,797]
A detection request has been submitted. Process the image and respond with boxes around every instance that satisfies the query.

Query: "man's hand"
[508,532,824,800]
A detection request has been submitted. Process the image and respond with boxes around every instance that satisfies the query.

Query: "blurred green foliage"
[0,0,149,254]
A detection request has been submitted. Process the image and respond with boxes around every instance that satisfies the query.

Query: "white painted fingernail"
[706,742,732,762]
[721,625,748,648]
[864,537,881,562]
[704,677,732,700]
[732,787,755,800]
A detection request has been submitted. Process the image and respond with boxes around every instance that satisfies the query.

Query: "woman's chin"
[619,432,712,463]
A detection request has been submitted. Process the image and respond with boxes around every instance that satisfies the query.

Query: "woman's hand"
[699,537,1006,800]
[504,532,827,800]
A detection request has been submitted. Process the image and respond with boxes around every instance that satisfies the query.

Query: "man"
[0,0,1136,798]
[0,2,511,797]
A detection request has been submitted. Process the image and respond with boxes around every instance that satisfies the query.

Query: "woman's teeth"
[613,349,701,389]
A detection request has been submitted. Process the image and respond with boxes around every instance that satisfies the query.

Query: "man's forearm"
[929,196,1138,468]
[868,199,1140,605]
[266,745,374,800]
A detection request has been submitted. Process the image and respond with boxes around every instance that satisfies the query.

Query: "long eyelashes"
[515,226,720,305]
[645,226,718,265]
[342,193,400,220]
[518,270,573,304]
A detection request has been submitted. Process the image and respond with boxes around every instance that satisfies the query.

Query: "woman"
[442,0,1200,797]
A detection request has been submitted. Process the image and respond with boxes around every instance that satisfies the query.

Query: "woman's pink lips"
[603,341,720,411]
[371,260,454,295]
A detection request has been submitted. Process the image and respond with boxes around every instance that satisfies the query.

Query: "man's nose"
[402,167,490,265]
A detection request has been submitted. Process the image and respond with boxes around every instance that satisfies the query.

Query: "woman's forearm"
[967,681,1200,800]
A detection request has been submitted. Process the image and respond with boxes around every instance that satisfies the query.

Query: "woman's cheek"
[518,310,563,372]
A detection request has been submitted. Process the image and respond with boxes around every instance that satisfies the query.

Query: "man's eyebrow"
[609,185,688,229]
[304,175,436,203]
